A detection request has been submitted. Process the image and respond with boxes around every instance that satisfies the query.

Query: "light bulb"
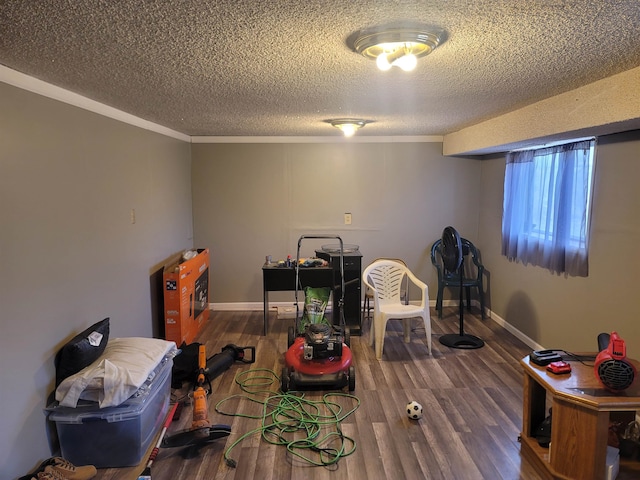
[396,53,417,71]
[340,124,357,137]
[376,54,392,71]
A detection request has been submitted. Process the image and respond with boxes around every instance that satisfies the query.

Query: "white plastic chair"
[362,259,431,360]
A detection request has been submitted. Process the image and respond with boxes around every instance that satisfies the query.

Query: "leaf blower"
[162,344,255,449]
[595,331,637,393]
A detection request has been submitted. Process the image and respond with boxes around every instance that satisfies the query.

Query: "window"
[501,139,596,277]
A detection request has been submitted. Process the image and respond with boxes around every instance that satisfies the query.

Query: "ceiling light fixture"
[353,28,442,72]
[327,118,369,137]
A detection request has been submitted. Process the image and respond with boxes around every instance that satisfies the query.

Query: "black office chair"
[430,237,485,319]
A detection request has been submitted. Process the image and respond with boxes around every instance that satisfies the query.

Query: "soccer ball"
[406,401,423,420]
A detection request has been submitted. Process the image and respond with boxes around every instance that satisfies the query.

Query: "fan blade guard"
[441,226,462,272]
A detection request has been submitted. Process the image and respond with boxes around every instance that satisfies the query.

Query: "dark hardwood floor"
[93,307,548,480]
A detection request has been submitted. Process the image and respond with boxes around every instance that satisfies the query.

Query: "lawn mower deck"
[282,334,354,392]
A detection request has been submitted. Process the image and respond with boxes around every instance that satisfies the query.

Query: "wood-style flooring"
[92,307,547,480]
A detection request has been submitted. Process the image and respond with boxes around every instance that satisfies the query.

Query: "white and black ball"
[406,401,423,420]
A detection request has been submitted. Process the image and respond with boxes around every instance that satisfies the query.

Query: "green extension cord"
[215,368,361,468]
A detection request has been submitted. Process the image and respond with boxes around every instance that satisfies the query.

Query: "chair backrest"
[363,259,409,306]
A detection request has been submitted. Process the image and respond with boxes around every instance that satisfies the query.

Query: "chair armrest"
[406,271,429,306]
[469,255,484,282]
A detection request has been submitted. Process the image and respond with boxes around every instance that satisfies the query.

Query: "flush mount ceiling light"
[327,118,370,137]
[353,28,442,72]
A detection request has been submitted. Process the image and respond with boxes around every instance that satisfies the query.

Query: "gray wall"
[191,142,482,305]
[0,83,193,478]
[477,131,640,359]
[191,136,639,362]
[3,78,640,479]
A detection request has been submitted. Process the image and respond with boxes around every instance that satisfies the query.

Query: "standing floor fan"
[438,226,485,349]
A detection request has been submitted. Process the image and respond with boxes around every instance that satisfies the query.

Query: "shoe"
[43,457,97,480]
[17,464,66,480]
[36,466,67,480]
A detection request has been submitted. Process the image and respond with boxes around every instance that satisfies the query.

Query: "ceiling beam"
[443,66,640,156]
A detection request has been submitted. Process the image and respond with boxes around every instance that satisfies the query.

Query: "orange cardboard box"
[163,248,210,345]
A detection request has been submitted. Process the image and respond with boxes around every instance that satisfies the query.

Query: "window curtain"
[501,140,595,277]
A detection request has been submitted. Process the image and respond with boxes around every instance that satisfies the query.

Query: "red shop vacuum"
[281,235,355,393]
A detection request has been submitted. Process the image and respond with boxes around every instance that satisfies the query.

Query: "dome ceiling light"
[327,118,370,137]
[352,27,443,72]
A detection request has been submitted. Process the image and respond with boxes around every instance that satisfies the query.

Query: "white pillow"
[55,337,176,408]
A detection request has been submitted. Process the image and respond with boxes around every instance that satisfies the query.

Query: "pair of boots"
[19,457,97,480]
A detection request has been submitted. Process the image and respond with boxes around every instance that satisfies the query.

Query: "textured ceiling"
[1,1,640,138]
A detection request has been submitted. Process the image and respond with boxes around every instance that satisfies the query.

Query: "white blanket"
[56,337,176,408]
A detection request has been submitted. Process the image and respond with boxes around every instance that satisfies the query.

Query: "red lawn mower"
[281,235,355,393]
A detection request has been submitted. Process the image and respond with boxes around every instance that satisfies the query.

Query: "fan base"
[439,333,485,349]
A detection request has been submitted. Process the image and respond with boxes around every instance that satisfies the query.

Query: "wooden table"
[520,354,640,479]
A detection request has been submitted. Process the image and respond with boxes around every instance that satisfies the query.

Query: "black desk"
[262,255,362,336]
[262,264,333,335]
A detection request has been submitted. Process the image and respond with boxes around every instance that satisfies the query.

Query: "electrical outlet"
[344,213,352,225]
[130,208,136,224]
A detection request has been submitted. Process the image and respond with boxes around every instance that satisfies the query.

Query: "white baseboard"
[484,309,544,351]
[436,300,544,351]
[210,301,320,311]
[209,300,543,351]
[210,302,265,311]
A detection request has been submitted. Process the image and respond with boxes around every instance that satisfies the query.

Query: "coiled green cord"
[215,368,360,468]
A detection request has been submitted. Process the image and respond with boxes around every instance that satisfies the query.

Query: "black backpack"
[535,408,552,448]
[171,342,201,389]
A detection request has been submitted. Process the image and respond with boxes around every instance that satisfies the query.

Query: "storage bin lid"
[45,356,172,424]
